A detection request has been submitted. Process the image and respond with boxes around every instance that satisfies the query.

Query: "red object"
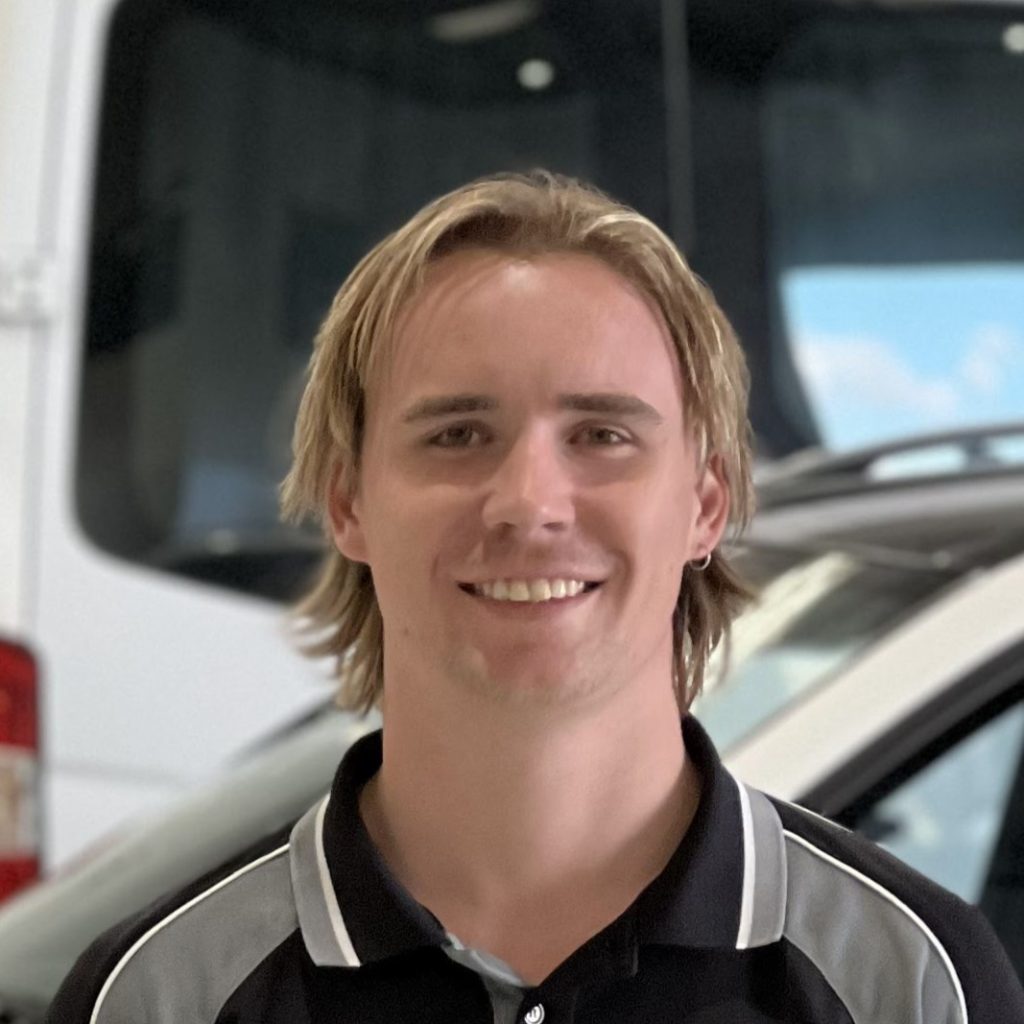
[0,639,40,901]
[0,641,37,749]
[0,855,39,900]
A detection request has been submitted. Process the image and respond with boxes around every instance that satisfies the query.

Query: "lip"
[455,580,604,594]
[455,573,606,586]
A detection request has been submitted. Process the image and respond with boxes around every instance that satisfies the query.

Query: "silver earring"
[690,552,712,571]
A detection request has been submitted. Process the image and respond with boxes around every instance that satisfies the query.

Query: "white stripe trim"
[734,777,757,949]
[784,830,969,1024]
[89,843,290,1024]
[313,795,361,967]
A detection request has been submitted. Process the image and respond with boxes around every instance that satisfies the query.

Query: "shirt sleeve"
[954,905,1024,1023]
[44,928,128,1024]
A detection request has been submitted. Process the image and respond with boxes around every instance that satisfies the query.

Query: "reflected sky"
[782,266,1024,450]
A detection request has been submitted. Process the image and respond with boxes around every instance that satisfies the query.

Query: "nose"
[481,431,576,535]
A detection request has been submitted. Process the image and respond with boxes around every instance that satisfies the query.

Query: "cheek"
[650,532,689,607]
[360,477,473,581]
[633,483,696,597]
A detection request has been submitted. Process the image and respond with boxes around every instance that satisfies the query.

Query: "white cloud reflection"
[793,324,1024,446]
[958,324,1024,397]
[795,333,960,419]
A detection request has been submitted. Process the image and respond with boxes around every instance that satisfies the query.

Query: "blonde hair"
[281,171,755,712]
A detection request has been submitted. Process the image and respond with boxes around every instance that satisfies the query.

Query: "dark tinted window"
[845,684,1024,981]
[77,0,1024,601]
[77,0,671,599]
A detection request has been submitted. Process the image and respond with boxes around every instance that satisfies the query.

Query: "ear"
[327,466,369,564]
[692,453,730,558]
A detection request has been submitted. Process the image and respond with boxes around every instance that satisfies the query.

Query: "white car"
[0,426,1022,1021]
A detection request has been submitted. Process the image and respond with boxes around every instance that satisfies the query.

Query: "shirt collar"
[289,716,787,969]
[636,716,787,950]
[290,729,445,968]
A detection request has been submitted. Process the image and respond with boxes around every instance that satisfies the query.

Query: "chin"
[451,648,612,708]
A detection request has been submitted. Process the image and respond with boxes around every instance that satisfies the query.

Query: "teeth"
[474,579,591,603]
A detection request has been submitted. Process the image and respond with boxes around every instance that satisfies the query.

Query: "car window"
[853,700,1024,899]
[846,691,1024,980]
[695,547,955,750]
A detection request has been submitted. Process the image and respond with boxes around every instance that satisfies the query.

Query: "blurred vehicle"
[0,426,1022,1021]
[4,0,1023,895]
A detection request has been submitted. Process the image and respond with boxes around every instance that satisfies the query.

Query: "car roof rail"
[755,420,1024,504]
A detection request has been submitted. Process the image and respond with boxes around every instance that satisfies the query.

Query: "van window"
[76,0,671,600]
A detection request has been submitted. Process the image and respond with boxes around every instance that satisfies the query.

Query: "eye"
[428,424,486,448]
[577,425,630,446]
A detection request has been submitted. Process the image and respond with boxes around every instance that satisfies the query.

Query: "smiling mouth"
[458,579,603,604]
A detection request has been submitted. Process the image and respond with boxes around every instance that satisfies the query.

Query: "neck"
[358,664,700,984]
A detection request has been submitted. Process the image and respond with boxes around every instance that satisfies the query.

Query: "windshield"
[74,2,1024,603]
[694,545,958,750]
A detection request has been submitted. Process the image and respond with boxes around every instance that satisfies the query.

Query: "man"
[48,172,1024,1022]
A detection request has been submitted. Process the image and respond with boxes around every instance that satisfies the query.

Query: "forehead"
[373,249,684,411]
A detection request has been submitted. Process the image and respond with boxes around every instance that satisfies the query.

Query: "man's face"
[329,249,727,707]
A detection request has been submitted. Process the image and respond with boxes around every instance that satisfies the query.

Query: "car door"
[830,661,1024,981]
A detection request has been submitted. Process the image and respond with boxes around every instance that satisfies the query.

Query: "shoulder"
[45,824,299,1024]
[765,793,1024,1024]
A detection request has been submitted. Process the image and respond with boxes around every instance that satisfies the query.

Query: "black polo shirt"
[47,717,1024,1023]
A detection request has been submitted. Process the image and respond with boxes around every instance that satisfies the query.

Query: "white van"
[3,0,1022,898]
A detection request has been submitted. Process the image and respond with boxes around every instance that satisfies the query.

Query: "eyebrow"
[558,392,664,424]
[401,392,663,424]
[402,394,498,422]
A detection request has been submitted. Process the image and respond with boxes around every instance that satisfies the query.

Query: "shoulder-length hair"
[280,171,755,712]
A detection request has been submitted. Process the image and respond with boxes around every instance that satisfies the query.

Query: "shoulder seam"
[783,829,968,1024]
[89,842,291,1024]
[771,793,853,834]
